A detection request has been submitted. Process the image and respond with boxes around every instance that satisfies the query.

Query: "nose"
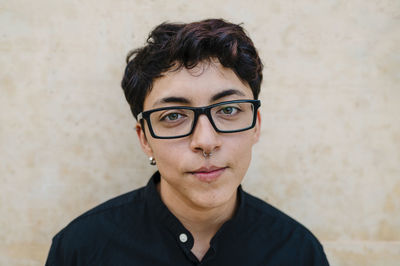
[189,114,221,155]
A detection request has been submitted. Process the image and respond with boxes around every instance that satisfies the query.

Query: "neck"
[157,179,238,260]
[173,197,236,236]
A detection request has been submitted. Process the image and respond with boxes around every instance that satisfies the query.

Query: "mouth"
[190,166,227,183]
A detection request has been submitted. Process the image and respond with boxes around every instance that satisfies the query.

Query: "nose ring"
[203,151,212,158]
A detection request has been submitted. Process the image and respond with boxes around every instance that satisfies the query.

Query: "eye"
[161,112,183,121]
[219,106,239,115]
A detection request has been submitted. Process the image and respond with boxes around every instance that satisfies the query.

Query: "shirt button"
[179,233,188,243]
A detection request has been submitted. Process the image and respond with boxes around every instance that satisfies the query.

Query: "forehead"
[143,62,253,110]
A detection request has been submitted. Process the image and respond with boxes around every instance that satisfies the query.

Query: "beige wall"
[1,0,399,265]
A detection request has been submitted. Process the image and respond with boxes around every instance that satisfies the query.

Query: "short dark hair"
[121,18,263,120]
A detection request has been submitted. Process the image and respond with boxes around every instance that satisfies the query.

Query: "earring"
[149,157,156,165]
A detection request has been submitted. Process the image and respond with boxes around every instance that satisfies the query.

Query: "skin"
[136,61,261,260]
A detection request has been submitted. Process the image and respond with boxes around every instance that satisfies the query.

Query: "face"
[136,61,261,211]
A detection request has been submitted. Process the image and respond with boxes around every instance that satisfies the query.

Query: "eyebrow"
[153,88,246,107]
[210,89,245,102]
[156,96,191,106]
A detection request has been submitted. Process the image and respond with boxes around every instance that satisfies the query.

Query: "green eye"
[222,107,232,114]
[167,113,180,120]
[220,106,238,115]
[161,113,182,121]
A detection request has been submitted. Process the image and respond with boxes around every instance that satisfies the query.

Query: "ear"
[253,111,261,144]
[136,122,154,157]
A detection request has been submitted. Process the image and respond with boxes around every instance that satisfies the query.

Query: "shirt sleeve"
[311,243,330,265]
[301,234,330,266]
[45,235,62,266]
[45,232,77,266]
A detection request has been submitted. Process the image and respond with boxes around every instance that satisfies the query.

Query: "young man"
[46,19,329,265]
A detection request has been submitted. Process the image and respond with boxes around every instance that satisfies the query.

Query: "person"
[45,18,329,265]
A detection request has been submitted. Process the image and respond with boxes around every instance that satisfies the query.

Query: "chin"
[190,187,236,209]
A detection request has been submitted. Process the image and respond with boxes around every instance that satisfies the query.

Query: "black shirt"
[46,171,329,265]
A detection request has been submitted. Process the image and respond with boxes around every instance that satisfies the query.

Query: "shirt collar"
[143,171,247,259]
[144,172,195,251]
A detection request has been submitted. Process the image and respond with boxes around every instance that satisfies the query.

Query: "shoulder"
[243,191,314,235]
[49,186,146,258]
[75,186,146,220]
[64,186,146,230]
[241,191,328,264]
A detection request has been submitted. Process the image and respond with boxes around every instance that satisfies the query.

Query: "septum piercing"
[203,151,212,158]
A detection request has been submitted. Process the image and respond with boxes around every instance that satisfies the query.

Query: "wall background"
[1,0,399,265]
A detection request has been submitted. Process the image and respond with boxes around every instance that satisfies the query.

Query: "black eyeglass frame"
[137,99,261,139]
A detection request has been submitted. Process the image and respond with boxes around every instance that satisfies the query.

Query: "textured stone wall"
[1,1,399,265]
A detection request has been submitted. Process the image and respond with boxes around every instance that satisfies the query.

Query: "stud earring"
[149,157,156,165]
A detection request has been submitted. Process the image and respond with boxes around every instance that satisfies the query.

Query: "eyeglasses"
[137,99,261,139]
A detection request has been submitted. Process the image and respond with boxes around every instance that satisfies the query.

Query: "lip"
[190,166,227,183]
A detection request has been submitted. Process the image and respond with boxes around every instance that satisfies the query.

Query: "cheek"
[235,143,253,170]
[150,140,187,172]
[224,134,255,168]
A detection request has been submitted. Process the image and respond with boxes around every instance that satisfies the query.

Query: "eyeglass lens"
[148,102,255,137]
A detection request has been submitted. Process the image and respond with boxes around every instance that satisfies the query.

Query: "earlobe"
[136,123,153,157]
